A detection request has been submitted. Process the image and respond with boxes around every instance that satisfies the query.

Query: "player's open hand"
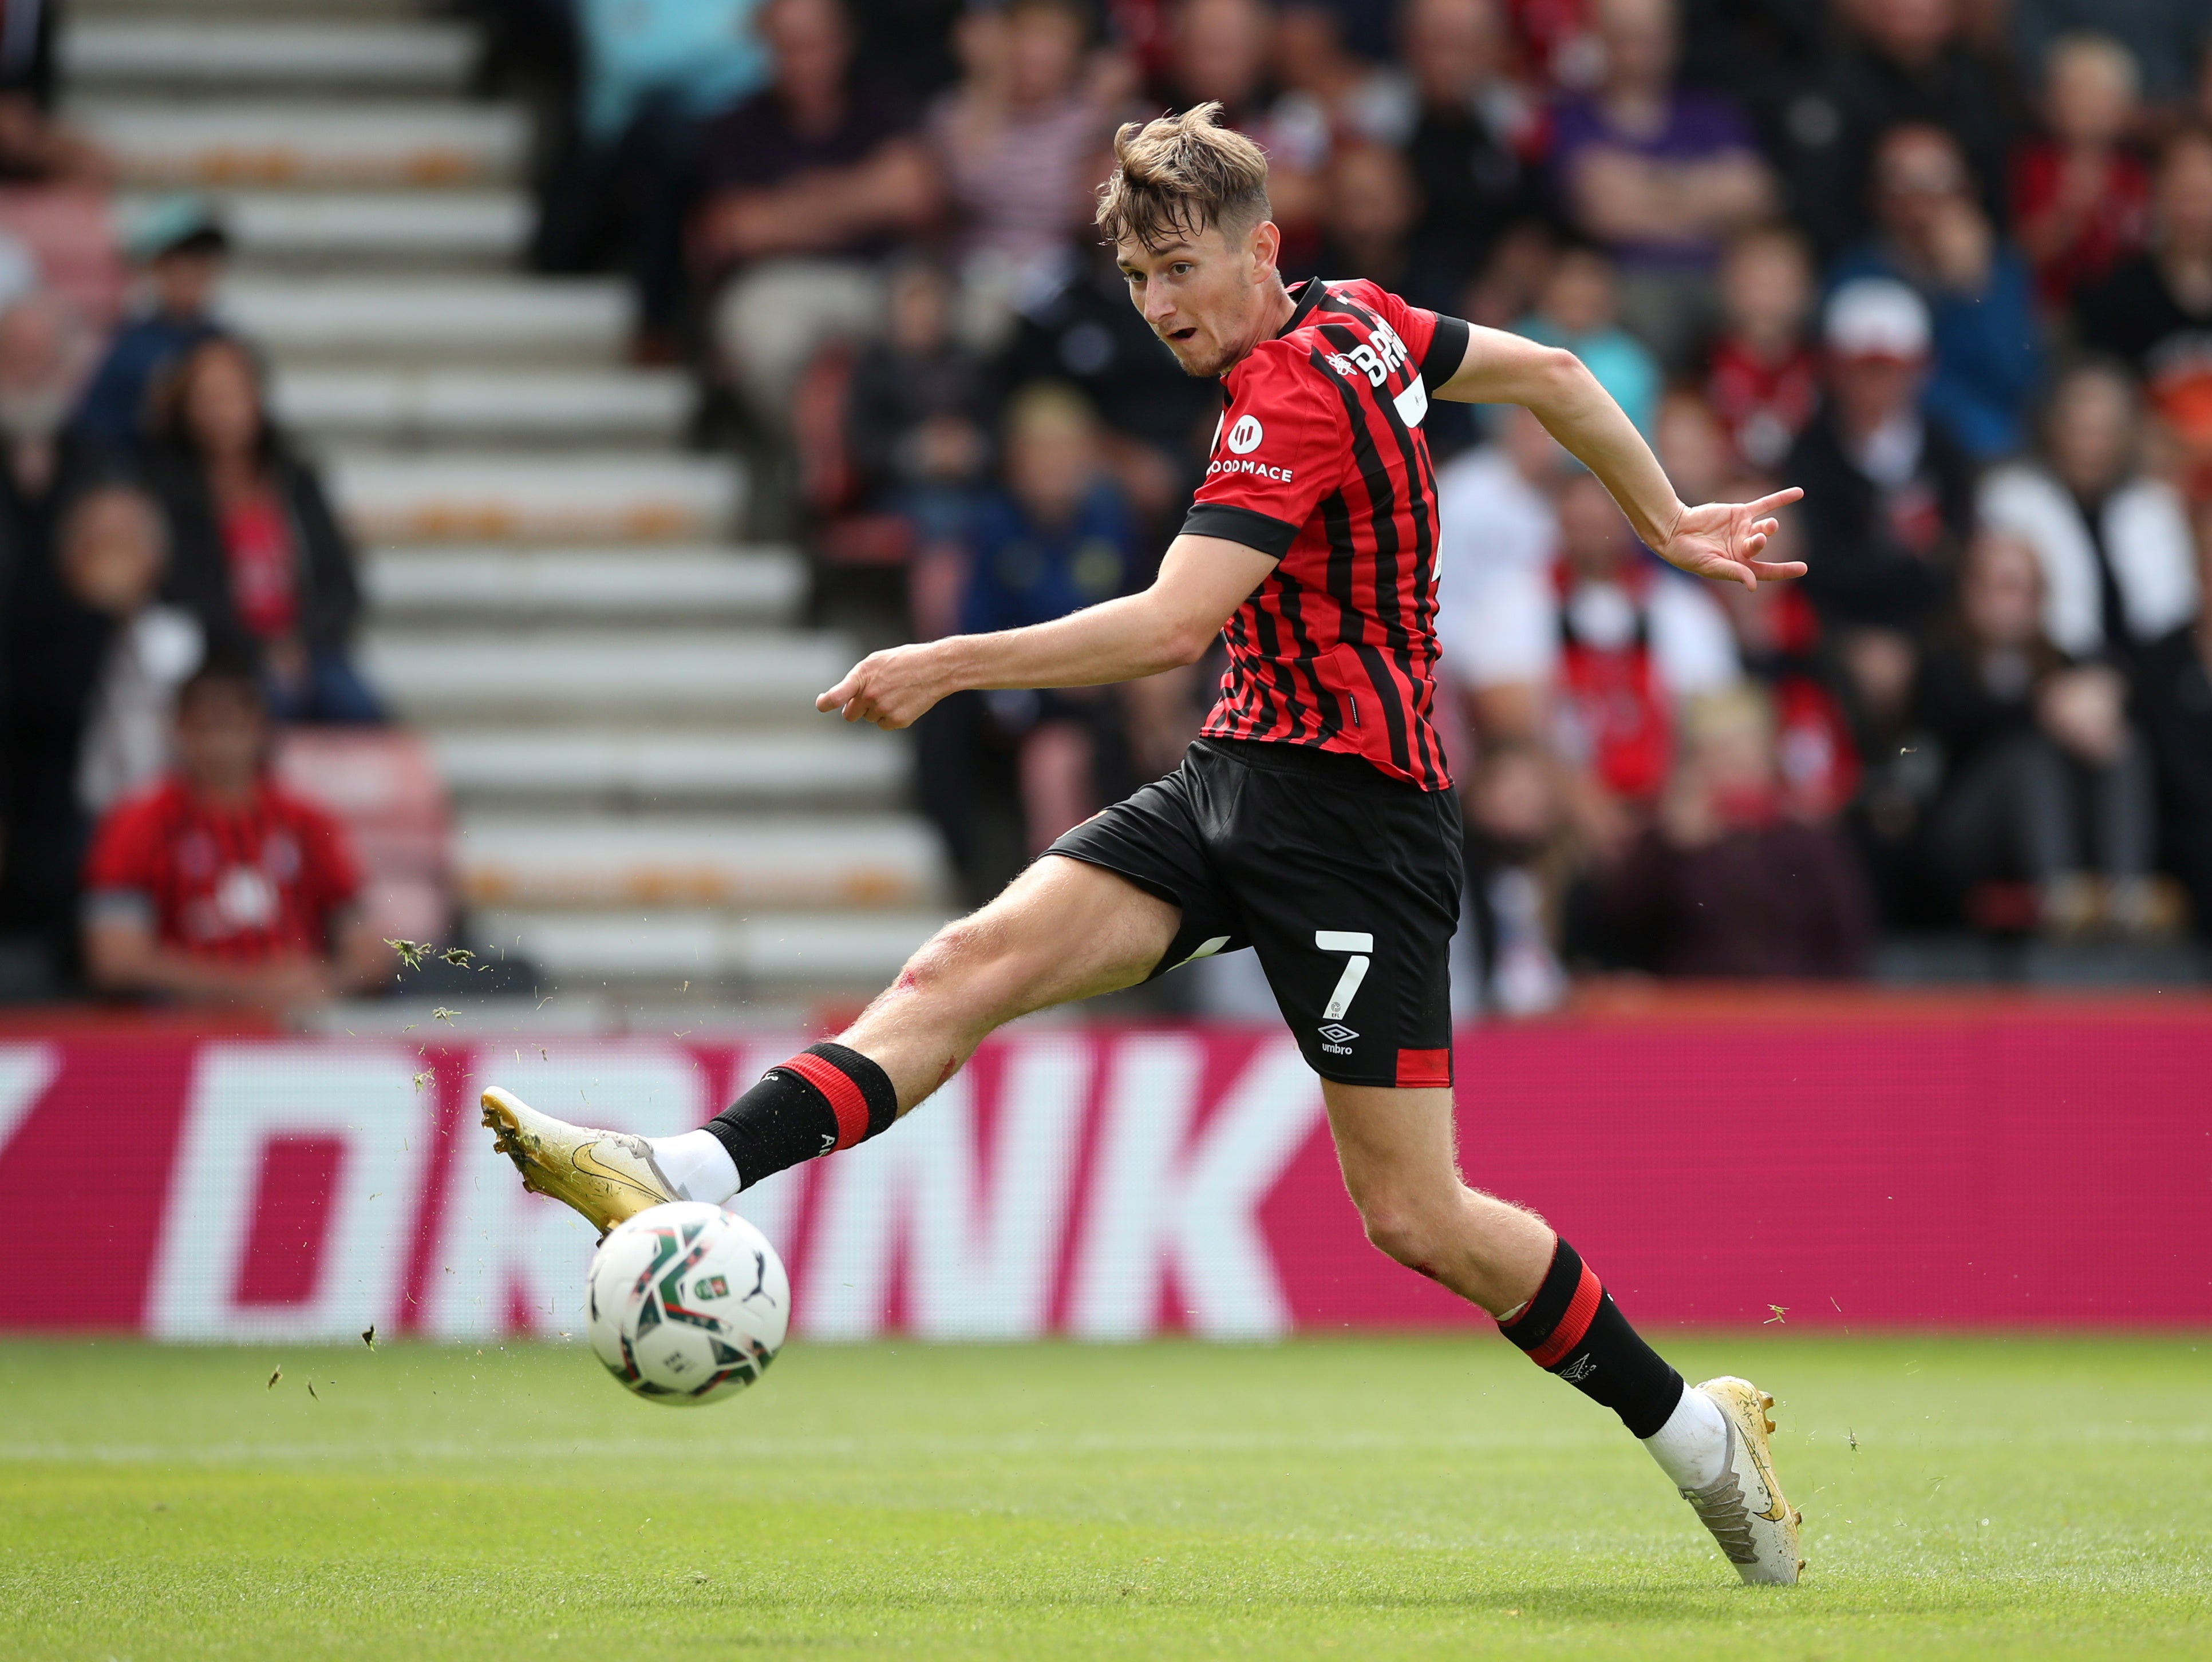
[816,643,947,730]
[1657,486,1807,589]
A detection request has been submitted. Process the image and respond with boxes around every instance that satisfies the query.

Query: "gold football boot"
[479,1086,681,1236]
[1680,1375,1805,1585]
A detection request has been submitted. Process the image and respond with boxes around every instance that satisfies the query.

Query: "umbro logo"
[1317,1023,1358,1044]
[1561,1355,1598,1383]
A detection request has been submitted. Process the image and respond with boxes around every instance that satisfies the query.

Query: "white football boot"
[1679,1376,1804,1584]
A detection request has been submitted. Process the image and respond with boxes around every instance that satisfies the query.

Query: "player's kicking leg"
[1322,1079,1803,1584]
[480,853,1176,1233]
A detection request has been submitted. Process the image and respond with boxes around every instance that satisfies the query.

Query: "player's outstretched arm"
[1431,325,1807,591]
[816,533,1277,730]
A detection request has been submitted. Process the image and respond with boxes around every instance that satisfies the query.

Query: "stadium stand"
[50,0,942,1006]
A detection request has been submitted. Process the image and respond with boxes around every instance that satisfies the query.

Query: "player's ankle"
[1641,1381,1730,1489]
[647,1129,740,1204]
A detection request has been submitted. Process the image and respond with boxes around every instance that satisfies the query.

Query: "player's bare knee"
[1356,1195,1448,1274]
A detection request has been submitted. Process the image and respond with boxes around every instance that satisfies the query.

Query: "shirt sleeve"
[82,798,162,900]
[1339,277,1470,394]
[1180,345,1349,560]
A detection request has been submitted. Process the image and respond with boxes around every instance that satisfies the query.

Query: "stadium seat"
[80,102,526,189]
[272,727,453,943]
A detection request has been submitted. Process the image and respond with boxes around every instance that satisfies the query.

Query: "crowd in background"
[477,0,2212,1003]
[6,0,2212,1012]
[0,8,388,1004]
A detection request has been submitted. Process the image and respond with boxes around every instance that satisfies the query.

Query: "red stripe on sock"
[783,1052,870,1151]
[1527,1264,1603,1370]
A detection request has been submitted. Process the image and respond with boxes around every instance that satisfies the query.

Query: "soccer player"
[483,105,1808,1583]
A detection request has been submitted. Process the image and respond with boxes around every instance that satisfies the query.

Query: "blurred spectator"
[959,384,1139,854]
[64,485,203,818]
[1914,528,2168,935]
[994,231,1219,529]
[143,338,382,726]
[1434,405,1565,739]
[81,656,384,1015]
[696,0,941,424]
[1272,3,1417,152]
[1399,0,1546,303]
[844,258,994,634]
[2076,129,2212,500]
[1462,740,1570,1015]
[530,0,769,358]
[1549,0,1775,371]
[1154,0,1324,261]
[0,290,96,545]
[72,197,227,460]
[1600,684,1873,976]
[847,0,967,102]
[1709,490,1862,824]
[916,384,1140,895]
[2012,0,2212,108]
[1788,276,1972,632]
[1314,141,1429,300]
[1978,359,2198,664]
[1542,469,1740,845]
[0,481,201,988]
[1517,244,1662,436]
[2010,34,2152,314]
[1702,224,1820,471]
[2134,508,2212,940]
[929,0,1133,314]
[0,0,106,188]
[1832,123,2041,460]
[1775,0,2015,262]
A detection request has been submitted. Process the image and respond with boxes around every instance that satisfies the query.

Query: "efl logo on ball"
[1226,414,1263,454]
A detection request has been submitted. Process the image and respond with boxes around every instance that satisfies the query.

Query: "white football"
[584,1202,789,1406]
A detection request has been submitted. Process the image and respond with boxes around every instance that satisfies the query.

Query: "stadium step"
[64,21,475,90]
[275,366,689,442]
[330,453,742,544]
[456,814,946,911]
[74,98,526,188]
[361,628,850,719]
[476,908,949,987]
[130,189,530,265]
[428,729,904,808]
[365,547,805,624]
[225,276,626,362]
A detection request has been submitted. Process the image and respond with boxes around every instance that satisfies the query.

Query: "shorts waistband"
[1191,737,1436,795]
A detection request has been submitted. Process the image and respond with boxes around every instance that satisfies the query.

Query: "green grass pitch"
[2,1333,2206,1659]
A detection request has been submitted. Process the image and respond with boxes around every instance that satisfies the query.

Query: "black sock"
[704,1042,898,1189]
[1498,1237,1683,1438]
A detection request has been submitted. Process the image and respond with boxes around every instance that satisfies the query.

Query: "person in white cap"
[1783,275,1976,635]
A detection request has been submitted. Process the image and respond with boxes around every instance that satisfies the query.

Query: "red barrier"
[0,1000,2204,1338]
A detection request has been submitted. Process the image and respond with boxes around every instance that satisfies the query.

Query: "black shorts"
[1048,737,1463,1087]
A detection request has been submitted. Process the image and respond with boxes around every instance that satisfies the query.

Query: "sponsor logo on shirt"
[1207,457,1294,481]
[1226,414,1263,453]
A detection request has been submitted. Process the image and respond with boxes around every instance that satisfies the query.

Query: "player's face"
[1117,219,1282,378]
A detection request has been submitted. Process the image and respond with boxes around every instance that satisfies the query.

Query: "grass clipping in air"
[0,1335,2205,1660]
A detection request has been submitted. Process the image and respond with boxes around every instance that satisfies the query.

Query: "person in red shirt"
[81,656,383,1011]
[2010,34,2151,314]
[1702,224,1820,472]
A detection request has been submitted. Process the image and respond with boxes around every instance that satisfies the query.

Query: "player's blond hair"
[1094,103,1271,252]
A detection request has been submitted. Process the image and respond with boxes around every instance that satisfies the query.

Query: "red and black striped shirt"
[1181,277,1471,790]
